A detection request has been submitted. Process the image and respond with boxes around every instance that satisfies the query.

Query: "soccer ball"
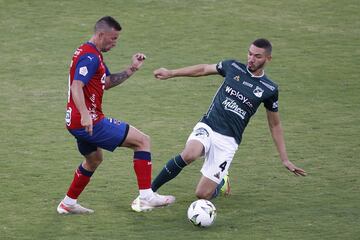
[187,199,217,227]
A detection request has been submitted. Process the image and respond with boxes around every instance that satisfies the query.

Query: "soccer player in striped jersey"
[57,16,174,214]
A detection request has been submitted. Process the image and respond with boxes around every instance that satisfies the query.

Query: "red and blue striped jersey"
[65,42,110,129]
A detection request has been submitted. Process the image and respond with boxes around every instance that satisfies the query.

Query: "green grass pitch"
[0,0,359,239]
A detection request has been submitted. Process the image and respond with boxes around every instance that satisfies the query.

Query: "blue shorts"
[69,117,129,156]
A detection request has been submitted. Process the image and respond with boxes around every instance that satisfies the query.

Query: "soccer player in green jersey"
[146,38,306,201]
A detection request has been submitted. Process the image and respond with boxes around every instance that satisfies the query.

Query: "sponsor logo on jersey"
[222,97,246,119]
[65,107,72,126]
[233,75,240,81]
[260,80,276,91]
[79,66,88,76]
[253,86,264,98]
[89,93,96,103]
[74,48,83,56]
[225,86,253,108]
[231,62,247,73]
[101,73,106,90]
[242,81,253,88]
[88,94,98,121]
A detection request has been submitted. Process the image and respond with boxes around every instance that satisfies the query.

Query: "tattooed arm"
[105,66,137,90]
[104,53,146,90]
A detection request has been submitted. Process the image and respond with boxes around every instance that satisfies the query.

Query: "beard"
[248,60,266,73]
[101,47,110,52]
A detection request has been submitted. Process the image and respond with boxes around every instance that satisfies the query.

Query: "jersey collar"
[246,66,265,78]
[86,41,101,54]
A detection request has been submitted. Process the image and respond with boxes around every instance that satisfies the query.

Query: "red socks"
[133,151,152,189]
[66,164,93,199]
[65,151,151,200]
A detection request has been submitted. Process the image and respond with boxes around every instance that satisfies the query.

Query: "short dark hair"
[252,38,272,55]
[94,16,122,32]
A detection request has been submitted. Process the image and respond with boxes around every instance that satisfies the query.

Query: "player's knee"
[180,151,198,164]
[195,188,212,200]
[138,133,151,150]
[84,150,103,171]
[180,142,203,164]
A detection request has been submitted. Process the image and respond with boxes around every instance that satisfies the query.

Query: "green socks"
[152,154,187,192]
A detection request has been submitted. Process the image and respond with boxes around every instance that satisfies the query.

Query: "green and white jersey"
[200,60,279,144]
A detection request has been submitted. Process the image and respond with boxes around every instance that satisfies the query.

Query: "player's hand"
[81,113,93,136]
[154,68,172,80]
[131,53,146,70]
[283,160,306,176]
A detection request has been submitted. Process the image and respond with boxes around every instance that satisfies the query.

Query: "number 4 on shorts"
[219,161,227,172]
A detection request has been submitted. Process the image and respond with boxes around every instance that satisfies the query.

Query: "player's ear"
[97,31,105,39]
[266,55,272,62]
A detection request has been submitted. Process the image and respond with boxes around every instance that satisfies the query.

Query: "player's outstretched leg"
[151,155,187,192]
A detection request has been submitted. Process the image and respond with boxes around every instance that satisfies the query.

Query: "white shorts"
[186,122,238,184]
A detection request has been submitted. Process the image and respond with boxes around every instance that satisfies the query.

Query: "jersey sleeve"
[74,53,100,85]
[263,89,279,112]
[104,62,111,76]
[216,60,233,77]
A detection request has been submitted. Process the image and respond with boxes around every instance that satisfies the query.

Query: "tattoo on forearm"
[109,71,129,88]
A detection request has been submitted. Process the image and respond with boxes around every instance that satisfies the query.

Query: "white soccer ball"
[187,199,217,227]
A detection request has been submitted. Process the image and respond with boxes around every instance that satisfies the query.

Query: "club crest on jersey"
[253,86,264,98]
[233,75,240,81]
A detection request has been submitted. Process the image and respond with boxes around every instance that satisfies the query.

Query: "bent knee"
[180,151,197,163]
[180,141,204,163]
[138,133,151,150]
[195,188,213,200]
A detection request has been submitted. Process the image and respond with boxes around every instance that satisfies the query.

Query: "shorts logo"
[272,101,278,109]
[108,117,121,125]
[214,172,220,179]
[253,86,264,98]
[194,128,209,138]
[79,66,88,76]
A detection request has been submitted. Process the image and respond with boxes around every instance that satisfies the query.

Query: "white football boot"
[57,201,94,214]
[131,193,175,212]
